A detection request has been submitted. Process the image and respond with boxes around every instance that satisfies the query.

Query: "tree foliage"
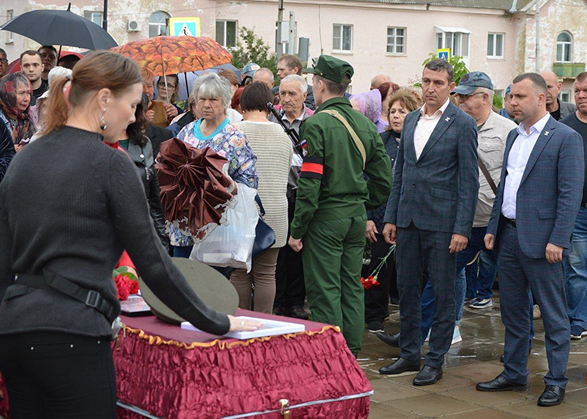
[231,27,277,80]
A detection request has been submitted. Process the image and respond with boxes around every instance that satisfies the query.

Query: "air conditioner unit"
[127,20,142,32]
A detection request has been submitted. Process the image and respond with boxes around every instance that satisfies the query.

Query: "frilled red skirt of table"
[0,310,372,419]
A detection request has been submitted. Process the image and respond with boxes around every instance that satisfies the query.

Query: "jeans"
[421,227,497,342]
[565,206,587,331]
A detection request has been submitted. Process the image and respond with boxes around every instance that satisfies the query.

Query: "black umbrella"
[0,3,117,51]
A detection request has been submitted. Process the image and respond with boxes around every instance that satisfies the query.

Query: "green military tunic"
[291,96,392,352]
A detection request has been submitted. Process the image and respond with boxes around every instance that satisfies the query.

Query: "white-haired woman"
[170,73,258,258]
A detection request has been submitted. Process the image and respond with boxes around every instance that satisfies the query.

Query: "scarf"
[0,75,36,145]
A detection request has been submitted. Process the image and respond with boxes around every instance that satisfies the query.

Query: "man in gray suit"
[478,73,584,407]
[379,59,479,385]
[540,71,576,121]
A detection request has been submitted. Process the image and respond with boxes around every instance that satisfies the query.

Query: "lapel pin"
[445,117,451,122]
[544,131,549,136]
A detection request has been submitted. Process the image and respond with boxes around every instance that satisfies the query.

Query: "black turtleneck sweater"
[0,126,229,338]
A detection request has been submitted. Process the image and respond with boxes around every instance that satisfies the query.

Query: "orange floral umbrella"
[110,36,232,76]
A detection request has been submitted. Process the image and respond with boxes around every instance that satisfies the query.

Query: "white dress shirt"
[414,98,450,159]
[501,112,550,219]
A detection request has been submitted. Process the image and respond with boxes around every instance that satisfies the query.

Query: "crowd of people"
[1,38,587,415]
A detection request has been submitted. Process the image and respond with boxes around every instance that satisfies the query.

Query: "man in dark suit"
[477,73,584,407]
[379,59,479,385]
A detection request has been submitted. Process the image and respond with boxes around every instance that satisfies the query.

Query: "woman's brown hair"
[386,89,422,131]
[44,50,143,135]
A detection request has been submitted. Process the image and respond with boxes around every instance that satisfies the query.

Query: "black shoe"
[368,321,385,333]
[290,305,309,319]
[476,375,527,392]
[272,305,289,316]
[351,350,359,359]
[538,385,565,406]
[413,365,443,386]
[376,332,400,347]
[379,357,420,375]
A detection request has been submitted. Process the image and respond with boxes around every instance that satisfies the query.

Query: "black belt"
[11,272,117,323]
[505,218,517,228]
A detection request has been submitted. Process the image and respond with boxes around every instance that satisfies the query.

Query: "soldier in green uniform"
[288,55,393,355]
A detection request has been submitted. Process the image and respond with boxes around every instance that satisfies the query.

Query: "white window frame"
[215,20,237,48]
[435,27,470,68]
[84,11,103,26]
[5,10,14,44]
[333,24,353,53]
[149,11,170,38]
[556,32,572,63]
[487,33,504,58]
[387,27,406,55]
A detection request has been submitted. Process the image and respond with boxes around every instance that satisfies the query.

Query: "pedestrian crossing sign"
[169,17,201,37]
[437,48,451,61]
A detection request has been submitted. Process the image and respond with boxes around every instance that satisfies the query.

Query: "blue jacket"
[487,116,584,258]
[384,101,479,236]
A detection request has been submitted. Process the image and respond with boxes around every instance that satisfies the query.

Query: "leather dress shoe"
[476,375,527,392]
[538,385,565,406]
[376,332,400,347]
[413,365,442,386]
[379,357,420,375]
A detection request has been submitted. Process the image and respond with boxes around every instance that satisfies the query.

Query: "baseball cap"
[242,63,260,78]
[452,71,494,95]
[304,55,353,84]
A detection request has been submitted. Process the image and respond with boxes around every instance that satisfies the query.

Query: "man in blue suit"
[379,59,479,385]
[477,73,584,407]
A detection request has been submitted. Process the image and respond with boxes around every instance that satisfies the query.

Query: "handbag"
[253,194,276,259]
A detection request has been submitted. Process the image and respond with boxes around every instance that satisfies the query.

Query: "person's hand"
[449,234,468,253]
[546,243,564,264]
[382,223,397,245]
[484,234,495,250]
[289,236,303,252]
[227,315,263,332]
[366,220,378,243]
[163,102,178,119]
[145,109,155,122]
[14,143,24,153]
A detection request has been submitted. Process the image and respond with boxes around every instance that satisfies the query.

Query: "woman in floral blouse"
[171,73,258,257]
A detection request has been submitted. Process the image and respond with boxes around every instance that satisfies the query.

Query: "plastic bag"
[190,184,259,272]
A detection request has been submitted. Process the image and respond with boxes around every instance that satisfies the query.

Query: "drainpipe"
[535,0,540,71]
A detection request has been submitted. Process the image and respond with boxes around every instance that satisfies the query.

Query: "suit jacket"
[384,101,479,236]
[486,115,584,258]
[559,100,577,121]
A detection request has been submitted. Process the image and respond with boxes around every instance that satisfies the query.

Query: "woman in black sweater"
[0,51,259,419]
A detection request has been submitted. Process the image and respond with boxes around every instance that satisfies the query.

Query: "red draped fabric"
[0,310,372,419]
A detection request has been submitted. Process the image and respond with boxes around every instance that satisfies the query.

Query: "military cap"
[304,55,354,84]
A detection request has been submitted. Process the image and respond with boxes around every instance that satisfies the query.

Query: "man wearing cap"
[241,63,260,86]
[379,59,479,385]
[288,55,392,356]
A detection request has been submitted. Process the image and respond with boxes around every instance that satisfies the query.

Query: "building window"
[216,21,237,48]
[5,10,14,44]
[560,90,571,103]
[435,28,470,66]
[387,27,405,54]
[149,11,170,38]
[84,11,103,26]
[333,24,352,52]
[556,32,572,63]
[487,33,504,58]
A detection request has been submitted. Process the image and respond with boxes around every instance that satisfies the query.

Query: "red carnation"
[114,273,130,301]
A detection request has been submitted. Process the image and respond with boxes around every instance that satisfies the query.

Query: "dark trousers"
[274,199,306,309]
[498,223,570,388]
[0,332,116,419]
[364,234,395,323]
[396,223,455,369]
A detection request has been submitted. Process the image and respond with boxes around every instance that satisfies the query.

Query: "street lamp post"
[103,0,108,32]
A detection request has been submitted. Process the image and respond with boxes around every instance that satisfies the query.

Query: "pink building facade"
[0,0,584,99]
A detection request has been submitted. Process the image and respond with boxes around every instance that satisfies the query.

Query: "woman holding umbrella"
[0,51,259,418]
[170,73,258,258]
[0,72,37,151]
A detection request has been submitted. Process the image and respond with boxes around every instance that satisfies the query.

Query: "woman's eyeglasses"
[157,81,177,89]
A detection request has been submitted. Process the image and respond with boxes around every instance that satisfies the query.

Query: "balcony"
[553,62,586,79]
